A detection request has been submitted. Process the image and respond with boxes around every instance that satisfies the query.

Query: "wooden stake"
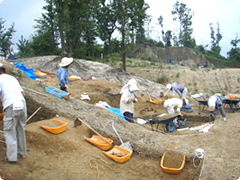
[27,107,42,123]
[22,87,48,97]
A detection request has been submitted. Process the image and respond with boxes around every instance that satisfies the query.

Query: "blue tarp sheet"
[106,107,135,121]
[13,62,36,80]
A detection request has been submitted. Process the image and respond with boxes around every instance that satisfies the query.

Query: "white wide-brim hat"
[59,57,73,67]
[127,78,139,92]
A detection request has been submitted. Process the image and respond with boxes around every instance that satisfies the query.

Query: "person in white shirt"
[120,79,139,123]
[0,64,27,164]
[164,98,188,115]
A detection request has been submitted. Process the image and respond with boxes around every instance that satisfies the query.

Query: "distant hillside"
[132,43,214,67]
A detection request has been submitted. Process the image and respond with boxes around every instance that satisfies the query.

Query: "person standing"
[208,95,226,121]
[120,79,139,123]
[56,57,73,92]
[0,64,27,164]
[166,82,188,99]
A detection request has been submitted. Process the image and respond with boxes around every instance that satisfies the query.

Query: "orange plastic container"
[0,113,3,121]
[103,145,132,163]
[84,135,113,150]
[160,152,185,174]
[36,71,47,78]
[150,98,162,105]
[226,95,235,100]
[40,120,67,134]
[68,76,78,81]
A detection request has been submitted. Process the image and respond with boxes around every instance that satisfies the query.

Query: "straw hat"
[59,57,73,67]
[127,79,139,92]
[0,64,11,74]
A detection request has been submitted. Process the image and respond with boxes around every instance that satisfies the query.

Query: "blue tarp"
[13,62,36,80]
[9,56,19,60]
[106,107,135,121]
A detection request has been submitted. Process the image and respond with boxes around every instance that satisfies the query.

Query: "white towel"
[13,101,23,110]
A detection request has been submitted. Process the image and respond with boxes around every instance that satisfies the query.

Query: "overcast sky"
[0,0,240,57]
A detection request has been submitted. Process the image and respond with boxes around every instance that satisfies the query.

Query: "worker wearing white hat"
[120,79,139,123]
[56,57,73,92]
[166,82,188,99]
[208,95,226,121]
[164,98,189,116]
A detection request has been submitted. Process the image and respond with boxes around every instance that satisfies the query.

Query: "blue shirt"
[56,66,69,86]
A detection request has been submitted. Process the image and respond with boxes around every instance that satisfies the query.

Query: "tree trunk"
[121,0,126,71]
[58,0,65,54]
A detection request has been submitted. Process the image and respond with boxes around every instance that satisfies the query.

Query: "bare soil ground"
[0,57,240,180]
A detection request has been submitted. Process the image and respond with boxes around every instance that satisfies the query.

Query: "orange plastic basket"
[160,152,185,174]
[84,135,113,150]
[150,98,162,105]
[68,76,78,81]
[103,145,131,163]
[40,120,67,134]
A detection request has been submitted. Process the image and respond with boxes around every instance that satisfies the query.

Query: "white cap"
[127,79,139,92]
[166,84,172,91]
[208,96,216,110]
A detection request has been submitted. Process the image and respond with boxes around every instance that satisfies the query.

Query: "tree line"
[0,0,239,69]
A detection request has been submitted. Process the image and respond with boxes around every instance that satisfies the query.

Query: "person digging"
[166,82,188,99]
[208,95,226,122]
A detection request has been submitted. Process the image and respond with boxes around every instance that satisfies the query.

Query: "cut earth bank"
[0,56,239,180]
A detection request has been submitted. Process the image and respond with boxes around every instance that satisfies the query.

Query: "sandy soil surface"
[0,57,240,180]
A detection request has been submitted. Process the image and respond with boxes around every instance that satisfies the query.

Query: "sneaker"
[17,154,22,158]
[5,157,17,164]
[223,117,227,121]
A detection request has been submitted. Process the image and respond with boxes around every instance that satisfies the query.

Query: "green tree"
[16,35,34,57]
[30,31,60,56]
[209,22,223,54]
[227,36,240,60]
[171,1,194,48]
[164,30,172,47]
[96,1,118,54]
[34,0,60,55]
[0,18,16,59]
[128,0,149,44]
[157,15,164,42]
[116,0,149,71]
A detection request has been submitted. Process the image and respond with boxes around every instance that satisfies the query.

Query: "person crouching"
[164,98,188,116]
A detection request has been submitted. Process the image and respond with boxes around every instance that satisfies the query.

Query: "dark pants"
[210,104,226,121]
[123,112,134,123]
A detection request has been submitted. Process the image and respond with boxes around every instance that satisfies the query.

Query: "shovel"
[74,117,111,144]
[107,120,133,154]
